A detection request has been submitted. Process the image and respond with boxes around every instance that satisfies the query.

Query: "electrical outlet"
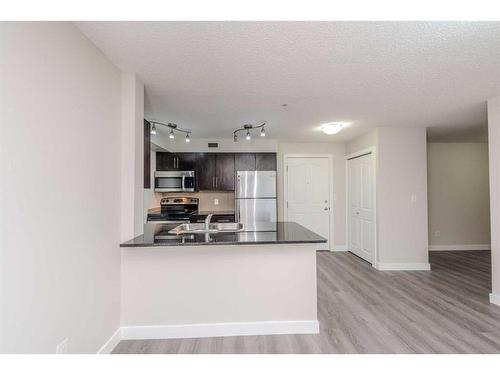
[434,230,441,237]
[56,338,68,354]
[411,194,417,203]
[214,198,219,206]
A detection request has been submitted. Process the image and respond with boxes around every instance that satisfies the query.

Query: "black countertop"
[194,211,235,216]
[120,222,326,247]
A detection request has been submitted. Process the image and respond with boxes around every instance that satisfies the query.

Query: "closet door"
[348,153,375,263]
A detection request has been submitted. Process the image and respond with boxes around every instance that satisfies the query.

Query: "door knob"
[324,200,328,203]
[324,207,329,211]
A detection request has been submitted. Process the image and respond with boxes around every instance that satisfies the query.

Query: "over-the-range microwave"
[154,171,196,192]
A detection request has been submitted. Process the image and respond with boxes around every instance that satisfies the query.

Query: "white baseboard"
[97,327,122,354]
[121,320,319,340]
[490,293,500,307]
[376,262,431,271]
[331,245,347,252]
[429,244,491,251]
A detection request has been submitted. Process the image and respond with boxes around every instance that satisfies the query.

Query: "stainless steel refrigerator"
[235,171,277,231]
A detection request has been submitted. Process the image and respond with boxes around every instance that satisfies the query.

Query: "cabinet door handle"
[215,176,218,189]
[213,176,215,189]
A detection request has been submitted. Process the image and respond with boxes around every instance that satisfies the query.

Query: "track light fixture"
[149,121,192,141]
[233,122,266,142]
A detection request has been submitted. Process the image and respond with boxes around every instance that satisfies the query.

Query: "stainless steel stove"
[146,197,199,224]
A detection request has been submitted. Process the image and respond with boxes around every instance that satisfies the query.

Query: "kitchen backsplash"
[158,191,235,212]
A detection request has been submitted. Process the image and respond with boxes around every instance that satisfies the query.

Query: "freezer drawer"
[236,171,276,198]
[236,198,277,231]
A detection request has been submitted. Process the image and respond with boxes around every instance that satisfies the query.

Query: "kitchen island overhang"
[120,222,326,340]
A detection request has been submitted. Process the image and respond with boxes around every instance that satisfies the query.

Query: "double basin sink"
[168,222,244,235]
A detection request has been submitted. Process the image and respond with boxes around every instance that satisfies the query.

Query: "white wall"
[121,74,144,241]
[346,128,429,269]
[0,23,122,353]
[121,244,317,327]
[377,127,429,266]
[345,129,378,155]
[488,97,500,305]
[427,143,490,248]
[277,142,347,249]
[153,136,278,153]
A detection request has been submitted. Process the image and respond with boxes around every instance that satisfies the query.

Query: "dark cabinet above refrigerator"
[155,151,277,192]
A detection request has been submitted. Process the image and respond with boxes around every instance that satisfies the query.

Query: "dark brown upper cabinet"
[156,152,197,171]
[215,153,235,191]
[177,153,197,170]
[197,153,235,191]
[196,153,216,190]
[155,151,274,190]
[256,153,277,171]
[235,153,256,171]
[156,152,177,171]
[144,120,151,189]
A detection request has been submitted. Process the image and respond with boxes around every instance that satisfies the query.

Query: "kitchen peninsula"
[119,222,326,340]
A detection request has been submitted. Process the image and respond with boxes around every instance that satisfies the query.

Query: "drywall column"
[376,128,429,270]
[121,73,144,242]
[488,96,500,306]
[0,22,122,353]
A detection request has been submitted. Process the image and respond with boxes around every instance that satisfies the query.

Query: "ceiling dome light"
[320,122,345,135]
[260,127,266,137]
[185,133,190,143]
[246,130,251,140]
[151,124,157,135]
[169,129,175,139]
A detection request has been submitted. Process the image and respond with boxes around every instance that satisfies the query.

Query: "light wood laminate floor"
[112,251,500,354]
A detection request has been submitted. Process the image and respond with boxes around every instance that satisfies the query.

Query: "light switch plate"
[214,198,219,205]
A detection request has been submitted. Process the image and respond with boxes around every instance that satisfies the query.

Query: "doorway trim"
[283,154,334,251]
[345,147,378,267]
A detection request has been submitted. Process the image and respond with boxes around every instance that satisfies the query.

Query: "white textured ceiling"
[76,21,500,142]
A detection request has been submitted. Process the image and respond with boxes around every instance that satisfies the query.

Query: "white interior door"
[286,157,331,251]
[348,153,374,263]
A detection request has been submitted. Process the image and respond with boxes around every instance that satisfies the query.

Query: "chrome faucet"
[204,214,214,229]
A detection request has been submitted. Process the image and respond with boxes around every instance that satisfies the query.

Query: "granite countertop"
[120,221,326,247]
[193,211,235,216]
